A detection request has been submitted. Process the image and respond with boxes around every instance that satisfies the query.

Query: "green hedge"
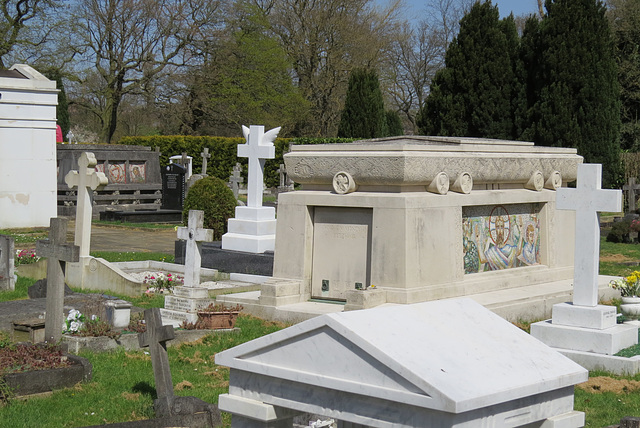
[118,135,357,188]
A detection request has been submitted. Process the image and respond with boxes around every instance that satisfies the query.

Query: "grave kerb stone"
[64,152,108,257]
[230,163,244,199]
[238,125,278,208]
[556,163,621,307]
[138,307,175,408]
[200,147,211,175]
[176,210,213,287]
[36,217,80,343]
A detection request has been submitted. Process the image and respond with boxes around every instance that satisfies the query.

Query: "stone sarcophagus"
[269,136,585,310]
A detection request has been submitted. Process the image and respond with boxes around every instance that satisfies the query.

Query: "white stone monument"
[0,64,58,228]
[531,164,638,356]
[161,210,214,326]
[216,298,587,428]
[169,154,192,181]
[222,125,279,253]
[63,152,108,289]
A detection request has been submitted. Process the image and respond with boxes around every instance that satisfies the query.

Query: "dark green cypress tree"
[337,68,388,138]
[523,0,621,187]
[416,1,523,140]
[385,110,404,136]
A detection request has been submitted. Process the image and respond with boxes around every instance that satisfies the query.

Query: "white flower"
[91,314,97,321]
[68,309,80,320]
[70,321,81,331]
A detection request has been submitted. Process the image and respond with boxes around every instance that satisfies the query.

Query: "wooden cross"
[238,125,279,207]
[138,308,175,407]
[64,152,107,257]
[623,177,640,213]
[36,218,80,343]
[556,164,621,306]
[177,210,213,287]
[229,163,244,199]
[200,148,211,176]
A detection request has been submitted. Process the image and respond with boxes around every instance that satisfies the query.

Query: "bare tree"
[0,0,59,68]
[70,0,220,143]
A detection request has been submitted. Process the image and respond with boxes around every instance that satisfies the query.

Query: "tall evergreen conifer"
[522,0,621,186]
[337,68,387,138]
[416,1,522,140]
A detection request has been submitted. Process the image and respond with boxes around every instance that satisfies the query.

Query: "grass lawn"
[2,232,640,426]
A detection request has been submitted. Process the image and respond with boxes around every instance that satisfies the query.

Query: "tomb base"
[161,286,214,327]
[531,320,638,355]
[258,278,305,307]
[222,206,276,254]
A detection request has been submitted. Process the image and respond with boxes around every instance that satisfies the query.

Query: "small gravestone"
[139,308,221,425]
[229,163,244,200]
[27,278,74,299]
[36,217,80,343]
[201,147,211,176]
[0,234,15,291]
[624,177,640,213]
[162,210,214,326]
[162,163,186,210]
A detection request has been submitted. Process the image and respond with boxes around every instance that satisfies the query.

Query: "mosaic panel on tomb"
[129,162,146,183]
[108,162,127,183]
[462,204,542,274]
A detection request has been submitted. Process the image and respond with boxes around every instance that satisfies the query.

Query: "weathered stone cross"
[37,217,80,343]
[200,147,211,176]
[177,210,213,287]
[65,152,107,257]
[238,125,279,208]
[623,177,640,213]
[138,307,175,410]
[229,163,244,199]
[556,164,621,307]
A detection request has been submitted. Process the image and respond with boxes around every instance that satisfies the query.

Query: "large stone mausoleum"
[218,136,614,320]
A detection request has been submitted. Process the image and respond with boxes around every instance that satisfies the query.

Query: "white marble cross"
[65,152,108,257]
[239,125,279,208]
[177,210,213,287]
[556,164,621,307]
[201,148,211,175]
[36,218,79,343]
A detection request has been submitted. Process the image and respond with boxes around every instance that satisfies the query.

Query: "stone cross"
[177,210,213,287]
[36,218,80,343]
[623,177,640,213]
[181,152,189,170]
[238,125,279,207]
[229,163,244,199]
[200,148,211,176]
[278,163,287,188]
[556,164,621,307]
[0,235,15,291]
[138,307,175,410]
[65,152,108,257]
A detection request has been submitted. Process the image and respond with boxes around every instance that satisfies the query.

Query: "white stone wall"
[0,64,58,228]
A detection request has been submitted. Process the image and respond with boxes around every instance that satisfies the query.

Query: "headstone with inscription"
[0,234,15,291]
[162,163,186,210]
[161,210,214,326]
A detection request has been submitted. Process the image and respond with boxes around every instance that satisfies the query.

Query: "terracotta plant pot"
[621,296,640,319]
[196,311,239,330]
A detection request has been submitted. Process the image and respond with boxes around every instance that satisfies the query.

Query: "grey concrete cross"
[623,177,640,213]
[65,152,107,257]
[200,148,211,175]
[229,163,244,199]
[177,210,213,287]
[36,217,80,343]
[138,307,175,410]
[556,164,621,306]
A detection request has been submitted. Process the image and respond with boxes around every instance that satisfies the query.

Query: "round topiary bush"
[182,176,237,240]
[606,220,631,243]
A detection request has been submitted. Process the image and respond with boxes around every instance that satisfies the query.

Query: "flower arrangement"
[198,303,243,313]
[632,219,640,233]
[14,248,41,266]
[609,271,640,297]
[143,272,183,294]
[62,309,87,334]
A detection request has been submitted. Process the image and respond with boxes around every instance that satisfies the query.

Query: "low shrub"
[607,220,632,243]
[183,176,237,240]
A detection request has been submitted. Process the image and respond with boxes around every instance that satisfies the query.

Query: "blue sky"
[390,0,540,20]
